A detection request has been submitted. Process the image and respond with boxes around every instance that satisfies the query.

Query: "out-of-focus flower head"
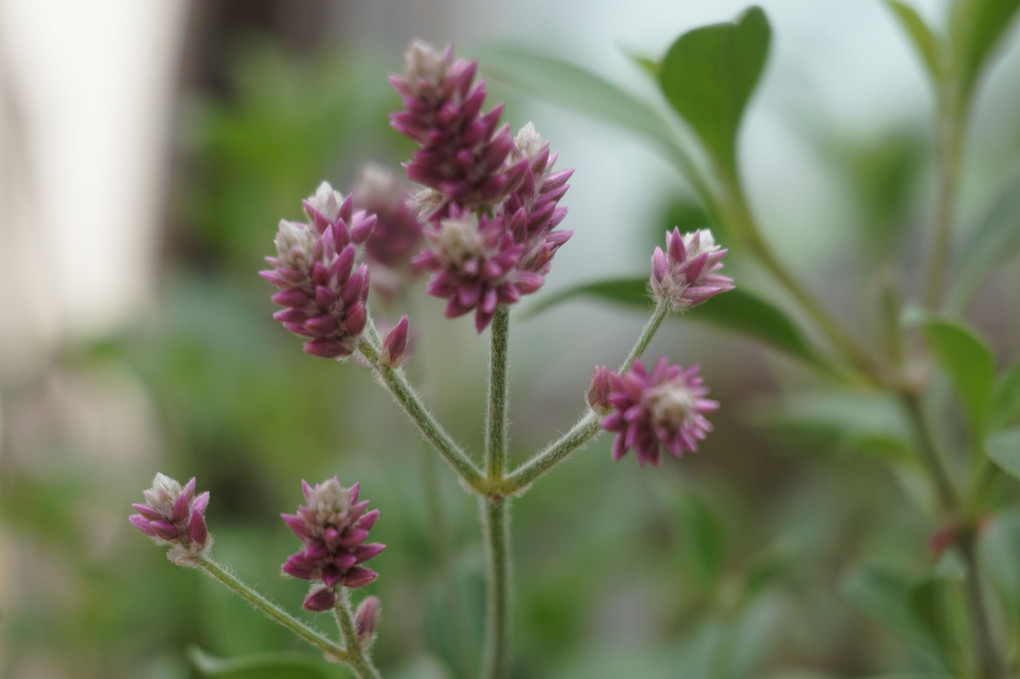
[352,165,424,299]
[281,477,384,612]
[650,228,733,311]
[130,473,211,567]
[599,358,718,466]
[260,182,377,359]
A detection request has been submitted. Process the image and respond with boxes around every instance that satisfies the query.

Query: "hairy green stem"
[505,300,670,491]
[358,339,485,490]
[481,497,511,679]
[198,557,347,663]
[486,306,511,481]
[333,590,384,679]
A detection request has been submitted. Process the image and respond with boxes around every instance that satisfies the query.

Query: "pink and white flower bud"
[281,477,385,612]
[130,473,212,567]
[380,316,410,367]
[261,183,379,359]
[355,595,381,648]
[650,228,733,312]
[599,357,719,466]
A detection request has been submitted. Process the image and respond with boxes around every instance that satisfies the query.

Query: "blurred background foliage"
[3,1,1020,678]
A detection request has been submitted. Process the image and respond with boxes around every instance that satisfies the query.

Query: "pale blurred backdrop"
[2,1,1019,678]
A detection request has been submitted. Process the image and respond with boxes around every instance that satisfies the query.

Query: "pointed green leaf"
[907,576,967,670]
[919,317,996,434]
[658,6,771,173]
[991,363,1020,429]
[986,426,1020,481]
[187,647,331,679]
[949,0,1020,110]
[478,45,679,154]
[524,278,831,371]
[950,165,1020,310]
[884,1,943,81]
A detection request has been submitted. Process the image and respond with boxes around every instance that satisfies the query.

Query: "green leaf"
[907,576,967,671]
[991,363,1020,429]
[949,0,1020,110]
[478,44,680,155]
[679,493,729,585]
[884,1,943,81]
[950,165,1020,310]
[986,426,1020,481]
[187,647,332,679]
[525,278,831,371]
[658,6,771,173]
[918,317,996,434]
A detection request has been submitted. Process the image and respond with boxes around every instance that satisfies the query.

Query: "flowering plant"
[128,4,1020,678]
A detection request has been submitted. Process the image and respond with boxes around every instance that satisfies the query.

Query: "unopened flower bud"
[380,316,410,367]
[587,365,615,415]
[130,473,212,567]
[355,595,381,648]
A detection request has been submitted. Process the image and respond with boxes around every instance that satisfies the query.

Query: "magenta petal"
[343,567,378,588]
[303,587,337,612]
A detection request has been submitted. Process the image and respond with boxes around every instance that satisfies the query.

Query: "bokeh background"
[2,1,1020,677]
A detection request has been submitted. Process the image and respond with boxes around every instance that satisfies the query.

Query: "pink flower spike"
[130,473,213,567]
[261,182,378,360]
[281,477,384,611]
[599,358,718,466]
[650,228,733,312]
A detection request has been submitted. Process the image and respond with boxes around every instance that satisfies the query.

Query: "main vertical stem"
[923,92,963,309]
[482,304,512,678]
[482,497,510,679]
[486,305,511,480]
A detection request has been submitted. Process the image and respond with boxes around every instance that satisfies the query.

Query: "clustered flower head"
[591,358,718,466]
[389,41,527,214]
[130,473,211,566]
[650,228,733,311]
[281,477,385,612]
[390,41,573,332]
[260,182,378,359]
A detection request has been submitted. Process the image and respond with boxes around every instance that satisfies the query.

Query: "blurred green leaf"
[424,563,485,678]
[951,166,1020,310]
[981,508,1020,635]
[918,316,996,434]
[986,426,1020,481]
[658,6,770,173]
[679,493,728,585]
[991,363,1020,429]
[525,278,831,371]
[949,0,1020,111]
[188,647,332,678]
[746,388,912,459]
[841,563,947,660]
[479,45,680,155]
[884,1,943,81]
[907,576,967,673]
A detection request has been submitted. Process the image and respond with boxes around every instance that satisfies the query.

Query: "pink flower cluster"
[130,474,211,566]
[589,358,718,466]
[390,42,573,332]
[281,477,385,612]
[260,183,377,358]
[650,228,733,311]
